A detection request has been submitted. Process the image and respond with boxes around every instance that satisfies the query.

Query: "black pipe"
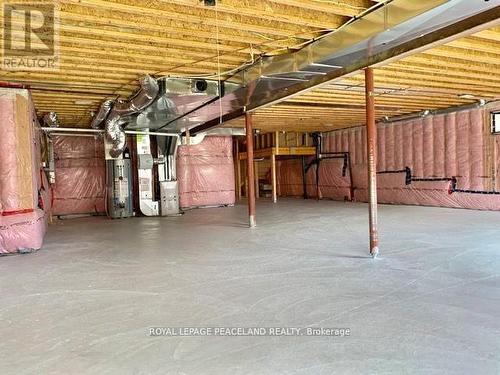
[306,134,358,201]
[346,154,355,200]
[412,177,454,182]
[377,167,412,185]
[453,189,500,195]
[319,151,348,155]
[301,156,307,199]
[377,168,500,195]
[377,169,408,174]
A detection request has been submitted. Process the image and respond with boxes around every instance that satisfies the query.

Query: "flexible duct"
[105,117,127,158]
[113,75,159,115]
[91,100,113,129]
[102,75,159,158]
[42,112,59,128]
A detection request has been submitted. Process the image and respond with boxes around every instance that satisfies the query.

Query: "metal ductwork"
[91,100,113,129]
[121,77,237,131]
[112,75,159,116]
[149,0,498,135]
[92,75,159,158]
[89,0,498,138]
[42,112,59,128]
[92,77,238,143]
[105,117,127,158]
[107,75,159,157]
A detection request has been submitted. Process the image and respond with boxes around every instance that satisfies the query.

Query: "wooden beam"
[238,146,316,159]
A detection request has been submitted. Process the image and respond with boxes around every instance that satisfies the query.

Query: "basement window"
[492,111,500,134]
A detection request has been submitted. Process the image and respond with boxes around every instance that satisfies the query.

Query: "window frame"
[491,111,500,134]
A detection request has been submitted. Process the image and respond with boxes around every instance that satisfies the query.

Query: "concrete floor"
[1,199,499,374]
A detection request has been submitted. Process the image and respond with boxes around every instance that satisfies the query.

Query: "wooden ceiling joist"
[0,0,497,131]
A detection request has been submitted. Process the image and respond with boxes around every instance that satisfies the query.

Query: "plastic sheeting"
[177,136,235,209]
[276,159,305,197]
[279,104,500,210]
[0,89,48,254]
[51,135,106,215]
[277,158,351,200]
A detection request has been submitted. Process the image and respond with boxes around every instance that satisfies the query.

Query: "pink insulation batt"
[51,135,106,216]
[278,104,500,210]
[0,89,48,254]
[51,135,235,214]
[177,136,235,209]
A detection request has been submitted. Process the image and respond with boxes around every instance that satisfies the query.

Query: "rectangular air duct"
[92,1,499,137]
[144,0,499,135]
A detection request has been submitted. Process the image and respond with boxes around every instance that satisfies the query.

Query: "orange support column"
[365,67,379,258]
[245,113,256,227]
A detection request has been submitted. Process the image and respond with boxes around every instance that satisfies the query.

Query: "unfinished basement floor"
[1,199,499,374]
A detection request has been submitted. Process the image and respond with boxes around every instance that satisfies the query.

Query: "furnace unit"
[136,133,180,217]
[105,141,133,219]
